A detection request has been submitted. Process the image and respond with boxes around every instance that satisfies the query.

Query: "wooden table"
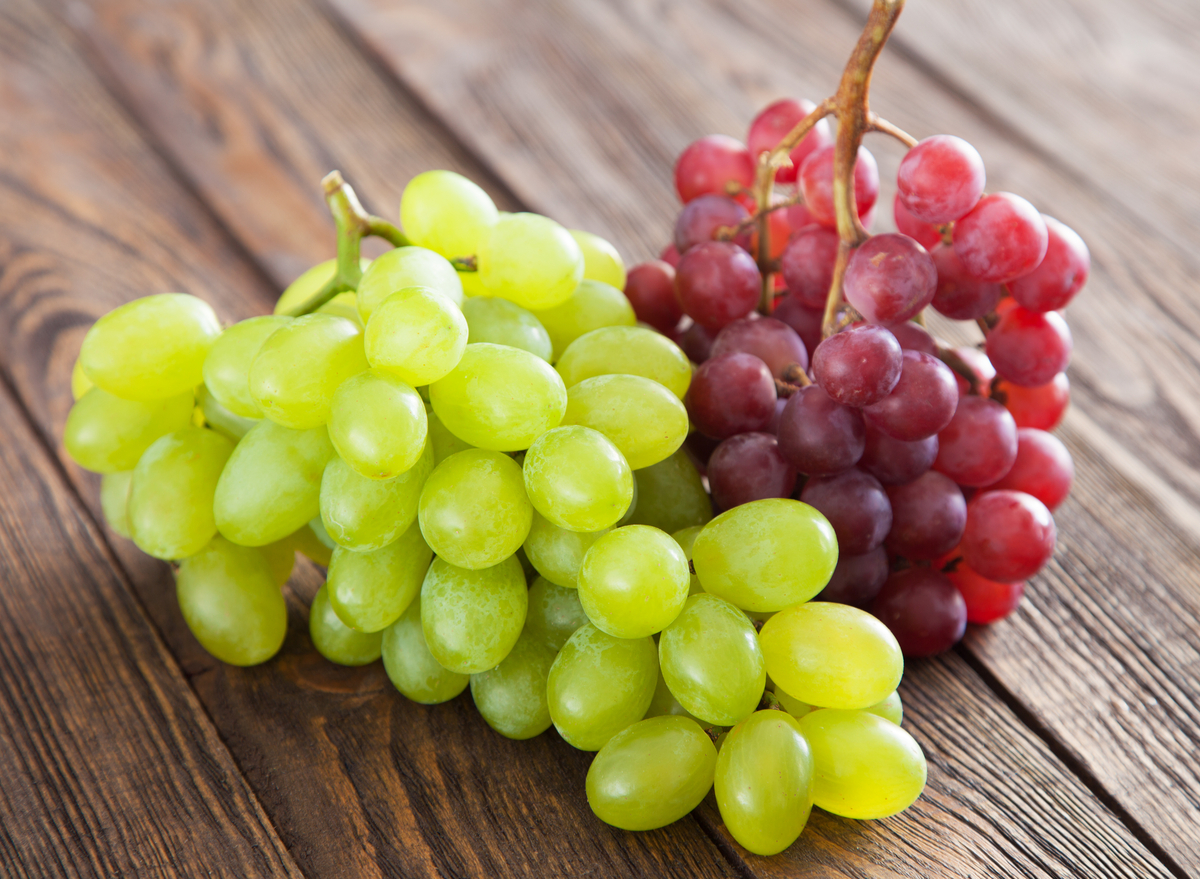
[1,0,1197,876]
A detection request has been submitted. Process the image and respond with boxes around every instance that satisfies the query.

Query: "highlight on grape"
[63,0,1082,858]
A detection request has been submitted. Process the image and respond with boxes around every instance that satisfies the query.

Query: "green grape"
[364,286,468,387]
[203,315,292,417]
[320,439,433,551]
[515,545,537,581]
[570,229,626,290]
[357,246,465,323]
[175,536,287,666]
[399,171,498,264]
[799,709,927,819]
[310,584,383,666]
[618,471,639,525]
[658,594,765,725]
[469,629,557,740]
[420,555,528,674]
[459,269,487,298]
[294,520,333,566]
[867,690,904,726]
[533,279,636,362]
[626,449,713,534]
[381,596,469,704]
[326,521,432,633]
[213,419,334,546]
[427,407,475,464]
[429,343,566,451]
[577,526,689,639]
[671,526,704,596]
[714,710,814,856]
[196,386,259,441]
[71,357,93,400]
[562,374,689,470]
[478,213,583,310]
[274,257,370,315]
[461,296,553,362]
[759,602,903,709]
[127,428,234,560]
[418,449,532,569]
[692,498,836,612]
[316,293,363,326]
[523,426,632,532]
[773,686,813,719]
[525,576,588,651]
[645,670,701,724]
[99,470,133,538]
[259,533,296,586]
[327,370,427,479]
[64,387,194,473]
[80,293,220,401]
[556,326,692,400]
[522,511,607,588]
[546,624,658,751]
[308,516,337,555]
[586,715,715,831]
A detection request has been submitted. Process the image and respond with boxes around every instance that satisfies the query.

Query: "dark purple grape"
[812,325,902,407]
[674,194,752,253]
[711,316,808,377]
[885,470,967,560]
[708,432,798,511]
[776,385,865,476]
[931,244,1003,320]
[686,352,776,439]
[625,260,682,334]
[863,350,958,441]
[934,396,1018,487]
[772,295,824,356]
[858,426,938,486]
[767,397,787,435]
[871,568,967,657]
[816,547,889,607]
[779,226,839,309]
[675,241,761,331]
[684,431,719,473]
[843,234,937,325]
[679,320,715,363]
[800,469,892,555]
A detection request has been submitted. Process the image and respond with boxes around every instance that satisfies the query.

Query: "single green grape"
[523,426,632,532]
[357,246,465,323]
[658,594,765,726]
[562,374,689,470]
[196,386,259,441]
[759,602,903,710]
[127,428,234,560]
[773,686,813,719]
[310,584,383,666]
[327,370,427,479]
[71,357,93,400]
[274,257,370,315]
[80,293,220,401]
[427,407,475,464]
[418,449,532,569]
[459,269,487,298]
[586,716,715,831]
[470,630,557,740]
[714,710,814,856]
[671,526,705,596]
[522,511,607,588]
[532,279,636,362]
[429,343,566,451]
[316,293,362,325]
[381,596,469,704]
[99,470,133,538]
[692,498,837,612]
[799,709,927,819]
[525,576,589,651]
[577,526,689,639]
[364,286,468,387]
[326,521,432,633]
[569,229,626,290]
[213,419,334,546]
[645,670,701,724]
[461,296,553,362]
[203,315,292,418]
[319,439,433,551]
[399,171,498,265]
[546,624,658,751]
[259,533,296,586]
[556,326,692,399]
[478,213,583,311]
[175,536,287,666]
[64,387,195,473]
[867,690,904,726]
[420,556,528,674]
[626,449,713,534]
[294,520,333,566]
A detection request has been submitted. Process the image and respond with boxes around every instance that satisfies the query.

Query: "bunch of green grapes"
[64,167,926,858]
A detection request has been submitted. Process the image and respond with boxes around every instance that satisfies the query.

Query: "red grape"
[931,244,1003,320]
[1009,216,1090,312]
[674,194,752,253]
[624,260,682,334]
[800,468,892,555]
[787,202,816,231]
[953,192,1048,283]
[765,206,792,260]
[985,427,1073,511]
[812,325,902,407]
[816,547,890,607]
[962,490,1056,582]
[711,316,809,377]
[950,345,996,397]
[933,396,1018,487]
[859,426,938,485]
[896,135,986,224]
[708,432,798,510]
[772,295,824,356]
[871,568,967,656]
[885,470,967,560]
[678,320,716,364]
[844,234,938,324]
[995,373,1070,430]
[863,350,958,441]
[674,241,761,331]
[746,98,833,183]
[945,562,1025,624]
[674,135,756,203]
[779,225,839,309]
[686,352,776,439]
[986,306,1072,387]
[776,384,865,476]
[893,194,942,250]
[798,144,879,228]
[660,243,681,268]
[887,321,937,356]
[684,431,719,472]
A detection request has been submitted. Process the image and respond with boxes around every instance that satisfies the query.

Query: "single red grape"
[885,470,967,560]
[711,316,809,377]
[859,426,938,485]
[871,568,967,656]
[985,428,1073,511]
[953,192,1048,282]
[674,135,756,203]
[624,260,682,334]
[863,350,958,441]
[844,233,938,324]
[886,321,937,355]
[801,468,892,555]
[931,244,1003,320]
[674,194,752,254]
[674,241,761,331]
[812,325,902,407]
[986,305,1072,387]
[962,489,1056,582]
[660,243,681,268]
[678,320,716,364]
[945,562,1025,624]
[896,135,986,224]
[1009,216,1090,312]
[708,432,798,511]
[893,194,942,250]
[772,295,824,356]
[787,202,816,231]
[995,373,1070,430]
[779,225,839,309]
[798,144,879,228]
[934,396,1018,487]
[776,384,865,476]
[685,352,776,439]
[816,547,890,607]
[747,98,833,183]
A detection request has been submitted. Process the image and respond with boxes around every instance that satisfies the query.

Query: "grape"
[686,352,776,439]
[871,568,967,656]
[674,135,755,203]
[478,213,584,310]
[678,321,715,364]
[772,687,813,718]
[660,243,682,267]
[400,170,498,262]
[523,426,633,532]
[327,370,427,480]
[887,320,937,355]
[710,317,809,378]
[461,296,553,361]
[669,526,705,596]
[951,346,997,397]
[127,428,234,560]
[356,248,464,323]
[892,193,942,250]
[587,716,716,831]
[995,373,1069,430]
[523,513,608,589]
[962,490,1056,582]
[274,257,365,314]
[299,519,335,566]
[363,286,468,388]
[430,343,567,451]
[319,439,433,552]
[100,471,134,538]
[986,306,1073,388]
[771,294,824,355]
[1009,217,1089,312]
[418,449,532,569]
[843,234,937,325]
[799,709,926,818]
[986,427,1073,511]
[421,555,527,674]
[196,386,259,441]
[800,469,892,555]
[259,533,297,587]
[953,192,1049,283]
[470,630,557,740]
[885,470,967,560]
[70,357,93,401]
[577,525,690,638]
[562,374,689,470]
[934,396,1018,487]
[427,408,475,464]
[693,498,837,612]
[569,229,626,289]
[646,669,702,722]
[80,293,220,401]
[776,384,865,475]
[381,596,469,704]
[714,710,814,855]
[747,97,832,183]
[310,584,383,667]
[815,546,889,607]
[64,387,194,473]
[858,426,938,485]
[674,194,751,253]
[556,326,692,399]
[627,449,713,533]
[533,279,636,361]
[867,690,904,725]
[896,135,986,224]
[946,562,1025,624]
[674,241,761,331]
[930,244,1002,320]
[863,351,958,441]
[213,419,334,546]
[798,144,879,228]
[326,522,432,633]
[175,536,287,666]
[203,316,292,418]
[707,432,797,510]
[623,260,682,334]
[812,325,902,407]
[525,576,589,651]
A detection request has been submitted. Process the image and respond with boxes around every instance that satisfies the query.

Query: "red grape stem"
[936,345,983,395]
[868,114,918,149]
[719,192,804,242]
[775,361,813,396]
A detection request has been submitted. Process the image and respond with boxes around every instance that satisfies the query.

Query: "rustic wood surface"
[0,0,1196,876]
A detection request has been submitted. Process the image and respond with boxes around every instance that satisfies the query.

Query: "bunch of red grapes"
[624,98,1085,657]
